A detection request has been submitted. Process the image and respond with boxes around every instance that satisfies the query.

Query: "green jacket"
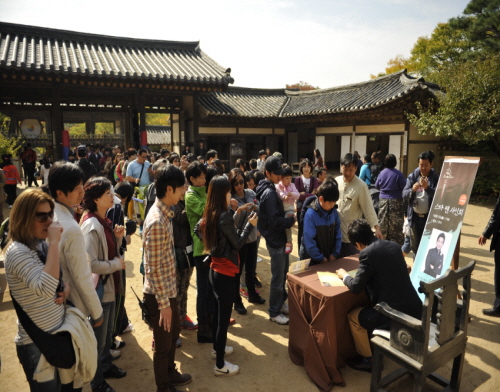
[185,185,207,257]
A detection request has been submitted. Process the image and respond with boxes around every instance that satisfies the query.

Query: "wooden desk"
[287,256,369,391]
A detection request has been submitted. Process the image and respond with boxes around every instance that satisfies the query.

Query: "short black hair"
[205,165,220,189]
[138,148,148,156]
[299,158,313,174]
[48,162,84,199]
[77,148,87,158]
[235,158,245,170]
[341,153,358,167]
[282,164,293,178]
[347,219,375,246]
[437,233,445,243]
[205,149,218,161]
[384,154,397,169]
[249,159,257,169]
[160,148,170,157]
[363,154,371,163]
[317,179,339,202]
[244,171,254,184]
[186,153,195,163]
[258,150,266,157]
[83,177,111,212]
[127,149,137,158]
[317,168,327,178]
[253,170,265,186]
[168,154,180,164]
[114,181,134,204]
[155,165,186,199]
[418,150,435,164]
[186,161,207,185]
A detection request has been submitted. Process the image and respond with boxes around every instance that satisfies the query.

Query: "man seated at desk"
[336,219,422,373]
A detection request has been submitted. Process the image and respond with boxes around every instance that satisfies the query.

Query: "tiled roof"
[146,125,171,145]
[198,86,288,118]
[0,22,233,87]
[199,71,436,118]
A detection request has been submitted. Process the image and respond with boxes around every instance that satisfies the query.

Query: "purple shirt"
[375,168,406,199]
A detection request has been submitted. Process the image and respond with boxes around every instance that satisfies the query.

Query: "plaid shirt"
[143,198,177,309]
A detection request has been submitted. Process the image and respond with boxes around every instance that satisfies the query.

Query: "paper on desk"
[347,269,358,278]
[317,271,344,287]
[289,259,311,274]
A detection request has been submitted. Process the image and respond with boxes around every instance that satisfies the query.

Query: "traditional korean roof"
[146,125,171,145]
[199,71,437,119]
[198,86,288,118]
[0,22,233,88]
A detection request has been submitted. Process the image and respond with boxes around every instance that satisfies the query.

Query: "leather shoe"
[483,308,500,317]
[169,369,192,386]
[248,295,266,304]
[234,303,247,315]
[103,364,127,379]
[346,356,372,373]
[92,381,115,392]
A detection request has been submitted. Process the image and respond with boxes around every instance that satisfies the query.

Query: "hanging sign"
[410,156,480,299]
[20,119,42,139]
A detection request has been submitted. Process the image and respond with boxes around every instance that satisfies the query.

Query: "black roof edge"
[0,21,201,51]
[224,86,288,95]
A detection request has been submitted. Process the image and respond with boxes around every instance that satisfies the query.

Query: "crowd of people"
[4,141,499,391]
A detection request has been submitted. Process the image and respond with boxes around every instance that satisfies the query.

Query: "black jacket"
[482,194,500,252]
[255,179,295,249]
[344,238,422,320]
[76,158,97,183]
[209,210,253,266]
[172,200,192,249]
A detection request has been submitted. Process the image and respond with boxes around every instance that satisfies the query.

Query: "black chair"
[370,260,475,392]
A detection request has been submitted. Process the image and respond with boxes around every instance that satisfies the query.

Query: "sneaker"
[111,339,126,349]
[281,303,289,315]
[176,337,182,348]
[180,315,198,330]
[270,313,289,325]
[122,323,134,333]
[256,256,263,263]
[254,275,263,288]
[211,345,234,359]
[248,295,266,305]
[110,349,121,360]
[239,287,249,299]
[285,242,293,254]
[103,364,127,379]
[214,361,239,376]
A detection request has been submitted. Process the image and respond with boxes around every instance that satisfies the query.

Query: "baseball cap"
[77,145,87,153]
[272,151,283,160]
[264,156,285,176]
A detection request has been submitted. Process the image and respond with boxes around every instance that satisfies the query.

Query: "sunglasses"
[232,179,244,186]
[35,210,54,223]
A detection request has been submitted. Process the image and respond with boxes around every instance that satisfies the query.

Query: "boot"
[197,323,214,344]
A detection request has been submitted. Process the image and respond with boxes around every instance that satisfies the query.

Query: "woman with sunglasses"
[229,168,266,316]
[4,188,72,391]
[80,177,126,392]
[200,175,258,376]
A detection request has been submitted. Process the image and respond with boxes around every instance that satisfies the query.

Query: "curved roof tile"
[0,22,233,87]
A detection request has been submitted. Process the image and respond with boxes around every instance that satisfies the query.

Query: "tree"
[370,55,415,79]
[407,54,500,157]
[449,0,500,53]
[285,81,319,91]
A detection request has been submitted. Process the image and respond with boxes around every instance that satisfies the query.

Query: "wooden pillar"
[51,84,63,161]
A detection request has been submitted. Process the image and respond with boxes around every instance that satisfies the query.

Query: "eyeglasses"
[35,210,54,223]
[233,179,244,186]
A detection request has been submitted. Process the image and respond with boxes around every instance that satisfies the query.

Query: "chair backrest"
[381,260,475,363]
[419,260,475,347]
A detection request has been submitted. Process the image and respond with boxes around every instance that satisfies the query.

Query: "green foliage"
[407,53,500,156]
[472,157,500,196]
[145,113,170,126]
[65,123,87,136]
[0,113,22,157]
[285,81,319,91]
[95,122,114,135]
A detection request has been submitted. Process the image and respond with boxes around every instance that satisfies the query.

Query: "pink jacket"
[276,182,300,209]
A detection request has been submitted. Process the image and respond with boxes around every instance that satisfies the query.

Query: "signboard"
[20,119,42,139]
[410,156,480,299]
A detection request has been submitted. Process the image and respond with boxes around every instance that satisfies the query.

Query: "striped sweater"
[5,241,65,345]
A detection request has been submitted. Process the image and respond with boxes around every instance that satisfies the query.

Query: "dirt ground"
[1,197,499,392]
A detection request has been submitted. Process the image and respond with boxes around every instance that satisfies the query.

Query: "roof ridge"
[227,86,287,95]
[0,21,200,51]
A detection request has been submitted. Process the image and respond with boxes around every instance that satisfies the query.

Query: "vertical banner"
[410,156,480,298]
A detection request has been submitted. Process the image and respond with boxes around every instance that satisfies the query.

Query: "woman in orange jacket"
[3,158,22,208]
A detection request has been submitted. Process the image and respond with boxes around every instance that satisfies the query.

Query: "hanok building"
[0,21,233,158]
[0,22,441,175]
[198,71,441,174]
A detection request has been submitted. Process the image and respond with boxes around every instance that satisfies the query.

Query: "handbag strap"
[138,163,145,183]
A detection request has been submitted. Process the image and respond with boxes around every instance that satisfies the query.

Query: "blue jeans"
[91,301,115,389]
[267,245,289,317]
[16,343,59,392]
